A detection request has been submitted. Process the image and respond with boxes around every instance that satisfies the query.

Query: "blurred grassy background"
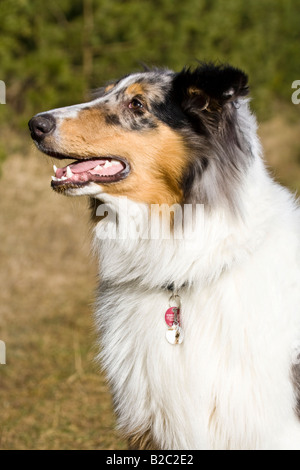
[0,0,300,450]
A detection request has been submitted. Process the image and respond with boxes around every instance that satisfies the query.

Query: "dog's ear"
[173,63,249,116]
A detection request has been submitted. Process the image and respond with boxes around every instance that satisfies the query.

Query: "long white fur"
[91,99,300,449]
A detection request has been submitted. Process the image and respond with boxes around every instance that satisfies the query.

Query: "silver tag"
[165,324,184,345]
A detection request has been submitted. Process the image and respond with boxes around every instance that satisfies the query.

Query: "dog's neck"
[92,155,278,291]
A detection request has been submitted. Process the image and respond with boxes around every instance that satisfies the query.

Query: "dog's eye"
[128,98,144,110]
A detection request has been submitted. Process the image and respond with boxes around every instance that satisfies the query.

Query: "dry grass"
[0,144,126,450]
[0,112,299,450]
[259,114,300,192]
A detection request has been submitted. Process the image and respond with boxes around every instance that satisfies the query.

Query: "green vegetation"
[0,0,300,122]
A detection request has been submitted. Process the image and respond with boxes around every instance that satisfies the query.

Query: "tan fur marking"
[187,86,209,110]
[127,429,158,450]
[105,83,115,93]
[188,86,203,96]
[54,109,188,205]
[125,83,145,97]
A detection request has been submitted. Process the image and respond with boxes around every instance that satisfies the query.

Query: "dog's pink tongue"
[55,159,106,178]
[69,160,105,174]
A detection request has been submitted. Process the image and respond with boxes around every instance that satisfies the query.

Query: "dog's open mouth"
[51,156,130,188]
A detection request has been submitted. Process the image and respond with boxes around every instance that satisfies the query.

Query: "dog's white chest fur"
[94,163,300,449]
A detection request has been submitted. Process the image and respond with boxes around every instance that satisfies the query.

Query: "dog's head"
[29,63,250,207]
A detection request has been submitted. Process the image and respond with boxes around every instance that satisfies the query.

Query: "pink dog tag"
[165,307,181,327]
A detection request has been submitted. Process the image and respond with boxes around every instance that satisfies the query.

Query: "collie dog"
[29,63,300,450]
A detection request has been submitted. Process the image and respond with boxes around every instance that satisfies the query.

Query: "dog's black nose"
[28,114,56,141]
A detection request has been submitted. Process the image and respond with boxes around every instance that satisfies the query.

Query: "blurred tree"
[0,0,299,123]
[82,0,94,89]
[0,0,86,119]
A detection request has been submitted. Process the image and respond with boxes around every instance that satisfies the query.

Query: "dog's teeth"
[53,164,58,174]
[104,161,113,168]
[52,175,68,182]
[66,167,73,178]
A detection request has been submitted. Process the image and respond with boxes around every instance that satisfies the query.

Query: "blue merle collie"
[29,63,300,450]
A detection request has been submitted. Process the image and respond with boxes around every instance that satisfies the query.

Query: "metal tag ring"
[168,293,181,309]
